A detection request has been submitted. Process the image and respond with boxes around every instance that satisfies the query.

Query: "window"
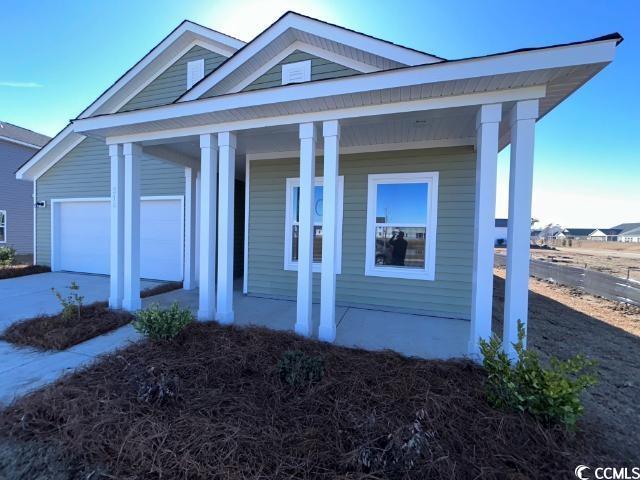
[284,177,344,272]
[281,60,311,85]
[365,172,439,280]
[0,210,5,243]
[187,59,205,89]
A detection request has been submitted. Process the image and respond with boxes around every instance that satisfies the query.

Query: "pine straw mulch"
[0,322,611,480]
[0,264,50,280]
[0,302,134,351]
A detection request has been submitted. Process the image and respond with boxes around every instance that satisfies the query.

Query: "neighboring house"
[619,226,640,243]
[0,122,50,256]
[564,227,597,240]
[15,12,622,358]
[536,224,567,242]
[495,218,508,246]
[612,223,640,242]
[589,228,622,241]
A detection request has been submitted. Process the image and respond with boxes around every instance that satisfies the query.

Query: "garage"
[51,197,183,281]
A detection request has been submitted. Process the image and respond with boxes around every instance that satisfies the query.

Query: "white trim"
[230,42,379,93]
[15,24,244,181]
[243,158,250,294]
[0,136,43,149]
[364,172,439,281]
[246,138,475,161]
[32,180,37,263]
[0,209,6,244]
[284,176,344,273]
[49,195,184,279]
[181,11,441,101]
[101,87,546,146]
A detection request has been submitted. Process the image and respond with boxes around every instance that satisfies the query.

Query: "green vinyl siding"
[35,137,185,266]
[119,45,227,112]
[248,147,475,319]
[242,50,360,92]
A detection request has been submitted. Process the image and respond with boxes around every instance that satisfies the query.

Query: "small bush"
[137,366,180,405]
[0,246,16,267]
[277,350,324,387]
[480,321,597,427]
[51,282,84,321]
[133,302,193,341]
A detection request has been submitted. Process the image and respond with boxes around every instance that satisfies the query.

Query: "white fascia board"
[229,41,380,94]
[180,12,440,101]
[103,87,544,145]
[15,21,244,182]
[75,36,616,137]
[0,136,42,149]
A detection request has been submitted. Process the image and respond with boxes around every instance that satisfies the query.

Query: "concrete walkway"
[0,272,162,331]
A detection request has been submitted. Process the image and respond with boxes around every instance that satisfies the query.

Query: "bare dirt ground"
[521,245,640,281]
[493,267,640,462]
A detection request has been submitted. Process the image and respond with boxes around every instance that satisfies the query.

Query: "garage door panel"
[55,198,183,281]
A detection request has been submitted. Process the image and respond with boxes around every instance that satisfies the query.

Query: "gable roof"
[15,20,243,181]
[179,11,444,101]
[565,228,597,236]
[620,226,640,237]
[0,121,50,149]
[612,222,640,234]
[596,228,622,236]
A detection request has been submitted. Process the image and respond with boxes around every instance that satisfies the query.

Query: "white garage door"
[54,197,183,281]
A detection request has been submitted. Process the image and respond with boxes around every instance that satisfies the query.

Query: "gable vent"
[282,60,311,85]
[187,59,205,89]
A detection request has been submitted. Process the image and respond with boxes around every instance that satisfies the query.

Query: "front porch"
[144,287,470,359]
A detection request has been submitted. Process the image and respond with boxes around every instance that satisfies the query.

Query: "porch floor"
[143,288,470,359]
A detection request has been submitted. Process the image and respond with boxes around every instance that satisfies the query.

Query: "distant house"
[0,122,50,256]
[612,223,640,243]
[495,218,508,246]
[619,226,640,243]
[589,228,622,242]
[564,228,597,240]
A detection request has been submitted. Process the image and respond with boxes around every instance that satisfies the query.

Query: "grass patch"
[0,322,612,479]
[0,265,50,280]
[0,302,134,351]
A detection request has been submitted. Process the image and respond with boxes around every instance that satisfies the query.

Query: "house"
[612,223,640,242]
[0,122,50,256]
[15,12,622,359]
[495,218,508,246]
[589,228,622,241]
[619,226,640,243]
[564,227,597,240]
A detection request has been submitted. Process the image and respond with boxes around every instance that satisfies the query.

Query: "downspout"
[32,179,37,265]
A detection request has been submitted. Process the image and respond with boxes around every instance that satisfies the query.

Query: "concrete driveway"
[0,272,161,332]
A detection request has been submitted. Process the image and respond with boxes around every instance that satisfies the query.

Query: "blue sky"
[1,0,638,227]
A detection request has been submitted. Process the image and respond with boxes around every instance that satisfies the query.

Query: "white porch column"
[319,120,340,342]
[504,99,538,358]
[122,142,142,311]
[183,166,198,290]
[195,172,200,281]
[216,131,236,324]
[295,122,316,337]
[109,144,124,309]
[468,104,502,357]
[198,133,218,321]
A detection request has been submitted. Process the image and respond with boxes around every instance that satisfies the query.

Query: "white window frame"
[284,176,344,273]
[0,210,6,243]
[365,172,439,281]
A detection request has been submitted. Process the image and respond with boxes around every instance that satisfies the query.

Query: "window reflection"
[292,185,324,262]
[291,225,323,262]
[375,183,428,224]
[375,227,426,268]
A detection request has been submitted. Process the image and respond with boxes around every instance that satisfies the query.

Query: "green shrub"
[133,302,193,341]
[0,246,16,266]
[480,321,597,427]
[277,350,324,387]
[51,281,84,321]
